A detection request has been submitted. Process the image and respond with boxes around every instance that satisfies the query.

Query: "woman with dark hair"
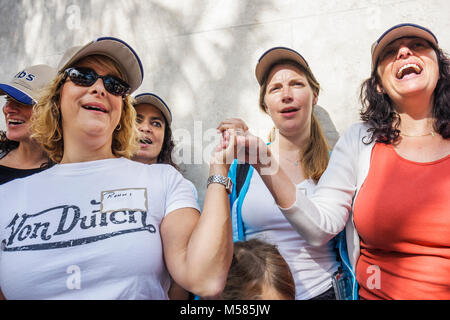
[0,64,56,184]
[232,23,449,300]
[131,93,178,169]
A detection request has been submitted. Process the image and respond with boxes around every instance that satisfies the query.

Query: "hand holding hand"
[217,118,249,135]
[209,129,237,174]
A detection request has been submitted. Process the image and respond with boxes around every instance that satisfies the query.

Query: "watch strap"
[207,175,233,194]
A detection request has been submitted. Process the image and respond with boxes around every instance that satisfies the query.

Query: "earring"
[115,124,122,131]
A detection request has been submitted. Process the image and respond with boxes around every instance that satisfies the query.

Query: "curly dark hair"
[157,121,179,171]
[0,130,19,154]
[360,43,450,144]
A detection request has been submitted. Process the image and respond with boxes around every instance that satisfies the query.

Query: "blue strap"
[228,160,253,242]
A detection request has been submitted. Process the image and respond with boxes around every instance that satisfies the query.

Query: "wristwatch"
[207,175,233,194]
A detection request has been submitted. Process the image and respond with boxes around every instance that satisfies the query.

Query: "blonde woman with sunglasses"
[0,37,233,300]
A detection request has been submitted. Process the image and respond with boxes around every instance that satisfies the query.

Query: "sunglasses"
[61,67,130,96]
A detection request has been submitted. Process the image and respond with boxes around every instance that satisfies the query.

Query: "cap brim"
[58,37,144,94]
[255,47,309,85]
[134,93,172,125]
[0,84,34,105]
[371,24,439,71]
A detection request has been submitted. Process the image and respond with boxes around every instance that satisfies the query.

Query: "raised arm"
[228,119,356,247]
[160,131,234,298]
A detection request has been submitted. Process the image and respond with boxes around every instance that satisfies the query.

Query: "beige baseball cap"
[133,93,172,125]
[0,64,57,105]
[57,37,144,94]
[371,23,439,72]
[255,47,310,85]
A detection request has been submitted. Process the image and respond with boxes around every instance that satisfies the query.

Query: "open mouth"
[7,119,26,126]
[140,138,152,145]
[82,105,108,113]
[281,107,299,114]
[396,63,422,79]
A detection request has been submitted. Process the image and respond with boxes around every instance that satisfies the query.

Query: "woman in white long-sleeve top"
[219,47,341,300]
[233,23,450,300]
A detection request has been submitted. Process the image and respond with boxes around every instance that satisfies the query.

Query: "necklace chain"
[400,131,435,137]
[280,155,300,166]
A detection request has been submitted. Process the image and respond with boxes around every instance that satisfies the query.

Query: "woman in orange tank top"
[221,23,450,300]
[353,23,450,299]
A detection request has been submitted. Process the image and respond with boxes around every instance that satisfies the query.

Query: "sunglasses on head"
[61,67,130,97]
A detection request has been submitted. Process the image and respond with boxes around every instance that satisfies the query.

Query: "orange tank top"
[353,143,450,300]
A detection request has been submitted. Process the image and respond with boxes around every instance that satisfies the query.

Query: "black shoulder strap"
[235,163,250,198]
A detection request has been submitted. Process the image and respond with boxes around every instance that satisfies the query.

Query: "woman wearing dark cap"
[131,93,178,169]
[0,64,56,184]
[0,37,233,300]
[219,47,342,300]
[233,23,449,300]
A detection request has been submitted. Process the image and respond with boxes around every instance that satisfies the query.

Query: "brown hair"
[31,55,140,163]
[221,239,295,300]
[259,60,330,183]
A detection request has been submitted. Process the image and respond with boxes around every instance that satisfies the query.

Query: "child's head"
[222,238,295,300]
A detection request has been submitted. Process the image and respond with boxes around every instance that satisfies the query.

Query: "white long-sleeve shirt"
[280,122,375,269]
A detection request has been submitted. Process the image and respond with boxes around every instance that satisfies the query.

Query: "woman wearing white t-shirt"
[131,92,198,300]
[218,47,340,300]
[0,37,233,300]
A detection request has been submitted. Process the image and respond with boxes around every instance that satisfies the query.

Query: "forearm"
[184,164,233,297]
[275,126,360,246]
[279,188,345,246]
[255,156,339,246]
[254,154,296,208]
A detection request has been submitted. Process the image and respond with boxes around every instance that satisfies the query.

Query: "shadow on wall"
[314,104,340,149]
[3,0,340,207]
[134,1,277,207]
[2,0,279,207]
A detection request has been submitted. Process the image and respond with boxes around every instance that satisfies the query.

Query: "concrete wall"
[1,0,449,205]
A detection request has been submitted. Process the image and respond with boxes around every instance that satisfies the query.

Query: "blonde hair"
[31,55,140,163]
[259,60,330,183]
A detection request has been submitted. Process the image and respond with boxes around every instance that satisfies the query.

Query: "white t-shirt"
[0,158,199,300]
[242,170,339,300]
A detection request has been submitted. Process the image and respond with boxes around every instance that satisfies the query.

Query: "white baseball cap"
[371,23,439,72]
[0,64,57,105]
[133,93,172,125]
[255,47,310,85]
[58,37,144,94]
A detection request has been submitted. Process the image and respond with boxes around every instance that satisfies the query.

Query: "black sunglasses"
[61,67,130,97]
